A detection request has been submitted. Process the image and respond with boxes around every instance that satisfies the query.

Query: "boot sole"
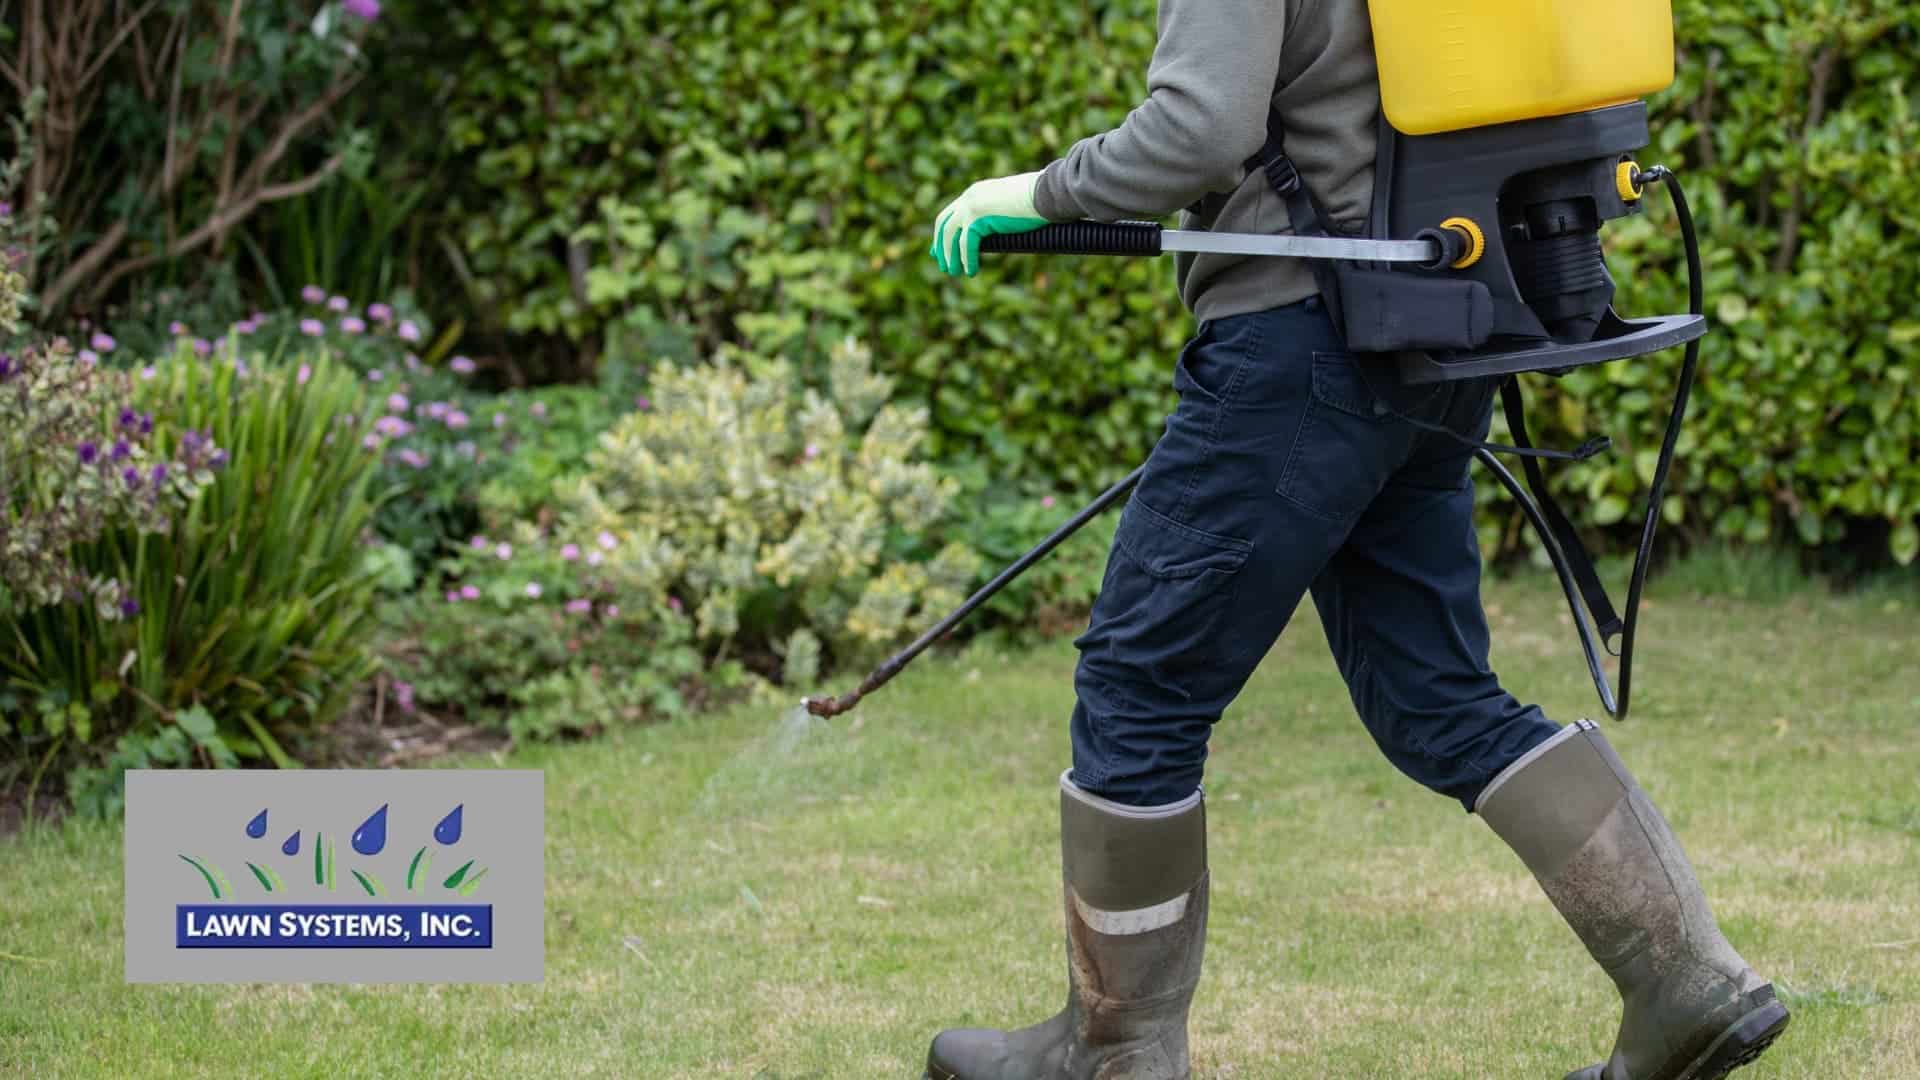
[1678,997,1791,1080]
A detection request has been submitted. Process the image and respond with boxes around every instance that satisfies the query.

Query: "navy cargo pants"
[1068,296,1559,810]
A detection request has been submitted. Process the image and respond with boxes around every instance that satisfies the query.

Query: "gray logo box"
[125,770,543,983]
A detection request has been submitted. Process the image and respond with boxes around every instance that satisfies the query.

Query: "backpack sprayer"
[805,0,1704,724]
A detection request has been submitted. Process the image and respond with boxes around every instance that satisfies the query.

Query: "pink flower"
[449,355,477,374]
[804,443,819,460]
[426,401,451,420]
[530,402,548,419]
[525,582,543,599]
[193,338,213,356]
[374,416,413,438]
[397,320,422,343]
[460,584,480,600]
[327,295,350,313]
[586,551,605,568]
[90,332,116,352]
[603,604,620,618]
[470,535,489,550]
[495,542,513,561]
[561,544,581,562]
[566,598,592,615]
[342,0,381,19]
[597,530,617,551]
[446,590,460,603]
[362,433,381,450]
[397,448,429,469]
[493,412,507,429]
[667,595,683,614]
[341,316,367,335]
[299,318,324,337]
[78,349,100,366]
[635,395,651,411]
[169,321,188,336]
[393,679,415,713]
[1042,495,1057,509]
[367,368,384,382]
[297,363,312,385]
[404,354,420,372]
[301,285,326,304]
[387,392,410,412]
[368,303,394,323]
[445,410,470,430]
[140,365,157,380]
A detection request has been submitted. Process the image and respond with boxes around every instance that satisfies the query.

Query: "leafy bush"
[432,0,1920,566]
[2,347,386,809]
[383,336,982,735]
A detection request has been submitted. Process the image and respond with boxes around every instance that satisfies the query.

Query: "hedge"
[429,0,1920,565]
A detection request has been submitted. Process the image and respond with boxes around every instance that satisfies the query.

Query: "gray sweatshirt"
[1031,0,1381,324]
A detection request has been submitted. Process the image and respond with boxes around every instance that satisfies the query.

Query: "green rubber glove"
[929,171,1047,277]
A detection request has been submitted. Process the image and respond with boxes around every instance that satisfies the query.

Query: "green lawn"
[3,574,1917,1077]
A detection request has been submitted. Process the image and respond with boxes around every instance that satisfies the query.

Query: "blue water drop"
[434,805,464,845]
[351,804,389,856]
[245,809,268,839]
[282,830,301,856]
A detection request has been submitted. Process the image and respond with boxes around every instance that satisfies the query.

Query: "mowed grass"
[2,572,1917,1077]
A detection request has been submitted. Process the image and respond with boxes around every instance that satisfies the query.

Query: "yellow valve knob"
[1617,161,1644,202]
[1439,217,1485,269]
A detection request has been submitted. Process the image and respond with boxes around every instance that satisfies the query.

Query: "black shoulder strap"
[1244,109,1348,331]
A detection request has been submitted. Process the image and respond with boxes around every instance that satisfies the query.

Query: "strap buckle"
[1260,153,1302,199]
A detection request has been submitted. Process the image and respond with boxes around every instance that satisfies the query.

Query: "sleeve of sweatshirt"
[1031,0,1286,223]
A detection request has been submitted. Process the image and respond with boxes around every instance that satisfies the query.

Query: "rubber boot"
[924,770,1208,1080]
[1477,720,1790,1080]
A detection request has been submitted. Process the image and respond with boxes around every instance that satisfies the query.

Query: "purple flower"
[635,395,651,411]
[445,410,469,430]
[119,406,138,429]
[193,338,213,357]
[342,0,381,20]
[597,530,617,551]
[341,316,367,335]
[525,582,543,599]
[234,319,256,336]
[140,365,158,380]
[299,318,324,337]
[493,412,507,429]
[362,434,382,450]
[374,416,413,438]
[804,443,819,460]
[587,550,605,567]
[210,449,229,470]
[368,303,394,324]
[397,448,429,470]
[122,466,142,489]
[0,201,10,217]
[456,441,475,458]
[367,368,384,382]
[397,320,422,344]
[90,332,115,352]
[1042,495,1057,509]
[78,441,99,464]
[561,544,581,562]
[446,590,461,603]
[301,285,326,305]
[460,584,480,600]
[667,595,683,614]
[297,363,312,385]
[387,392,410,412]
[138,412,153,435]
[470,535,488,550]
[566,598,592,615]
[495,542,513,561]
[327,295,350,313]
[151,463,169,486]
[110,439,131,462]
[120,597,140,618]
[78,349,99,366]
[450,355,477,375]
[393,679,415,713]
[0,355,11,381]
[405,354,421,372]
[426,401,451,420]
[603,604,620,618]
[169,321,188,336]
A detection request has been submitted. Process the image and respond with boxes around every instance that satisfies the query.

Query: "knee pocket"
[1083,499,1253,696]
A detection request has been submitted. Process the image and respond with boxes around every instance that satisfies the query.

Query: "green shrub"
[384,336,982,733]
[2,347,387,811]
[433,0,1920,567]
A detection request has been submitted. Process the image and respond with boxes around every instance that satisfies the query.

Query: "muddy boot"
[924,770,1208,1080]
[1477,720,1790,1080]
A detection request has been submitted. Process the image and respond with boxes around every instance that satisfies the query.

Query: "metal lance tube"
[800,464,1145,718]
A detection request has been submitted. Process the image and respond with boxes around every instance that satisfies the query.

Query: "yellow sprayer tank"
[1367,0,1677,135]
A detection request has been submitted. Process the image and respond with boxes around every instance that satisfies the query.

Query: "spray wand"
[800,464,1144,718]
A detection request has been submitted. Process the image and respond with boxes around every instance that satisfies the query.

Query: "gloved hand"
[929,171,1047,277]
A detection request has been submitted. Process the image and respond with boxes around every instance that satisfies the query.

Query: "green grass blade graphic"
[406,846,429,892]
[456,868,489,897]
[314,832,325,885]
[441,859,475,889]
[351,870,378,897]
[246,862,275,893]
[178,854,223,899]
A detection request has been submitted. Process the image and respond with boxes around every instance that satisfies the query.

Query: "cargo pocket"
[1089,498,1254,699]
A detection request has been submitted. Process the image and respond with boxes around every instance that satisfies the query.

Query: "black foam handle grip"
[979,221,1163,257]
